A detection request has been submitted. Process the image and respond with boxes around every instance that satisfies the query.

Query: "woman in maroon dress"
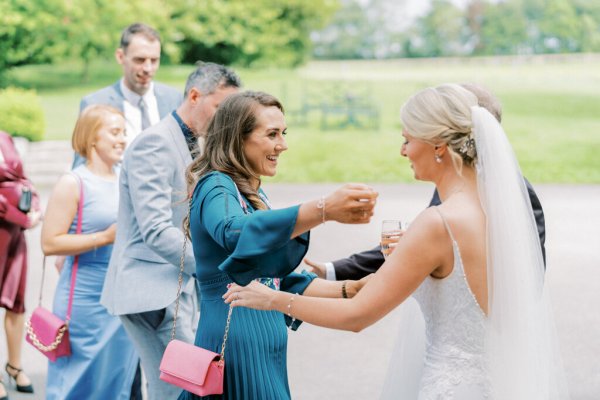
[0,131,42,398]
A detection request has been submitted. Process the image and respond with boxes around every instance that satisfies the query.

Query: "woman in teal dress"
[178,91,377,400]
[41,105,138,399]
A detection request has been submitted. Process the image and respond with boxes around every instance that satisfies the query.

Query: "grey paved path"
[2,183,599,399]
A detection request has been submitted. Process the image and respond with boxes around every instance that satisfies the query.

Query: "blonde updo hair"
[400,83,478,170]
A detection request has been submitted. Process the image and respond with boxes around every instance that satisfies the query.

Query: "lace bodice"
[412,209,491,399]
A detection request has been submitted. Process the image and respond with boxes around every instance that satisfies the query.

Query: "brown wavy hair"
[186,91,284,211]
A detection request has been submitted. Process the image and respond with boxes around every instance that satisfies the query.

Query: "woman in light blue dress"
[41,105,138,399]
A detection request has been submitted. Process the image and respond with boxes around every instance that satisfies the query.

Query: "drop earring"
[435,154,442,163]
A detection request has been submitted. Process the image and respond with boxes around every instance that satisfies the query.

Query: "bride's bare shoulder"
[433,195,486,241]
[406,206,448,242]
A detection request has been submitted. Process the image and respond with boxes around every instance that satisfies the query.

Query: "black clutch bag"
[18,186,32,213]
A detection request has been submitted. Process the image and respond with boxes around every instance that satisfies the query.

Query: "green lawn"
[7,56,600,183]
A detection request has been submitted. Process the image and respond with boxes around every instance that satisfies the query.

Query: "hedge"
[0,87,45,141]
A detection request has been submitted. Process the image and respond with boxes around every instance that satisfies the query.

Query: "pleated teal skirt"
[178,275,291,400]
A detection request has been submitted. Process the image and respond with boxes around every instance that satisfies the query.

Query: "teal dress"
[178,171,315,400]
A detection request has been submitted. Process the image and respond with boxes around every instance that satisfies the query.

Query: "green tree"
[59,0,180,81]
[0,0,180,84]
[172,0,337,67]
[312,0,376,59]
[537,0,581,52]
[477,1,528,55]
[572,0,600,52]
[0,0,67,86]
[409,0,465,57]
[312,0,407,60]
[514,0,597,53]
[3,0,330,83]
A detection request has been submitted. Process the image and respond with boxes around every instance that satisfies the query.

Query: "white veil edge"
[379,297,426,400]
[473,106,569,400]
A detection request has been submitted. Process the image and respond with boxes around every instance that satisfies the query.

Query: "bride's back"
[411,190,492,399]
[433,191,487,314]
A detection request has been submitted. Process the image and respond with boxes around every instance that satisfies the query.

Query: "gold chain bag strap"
[24,257,71,360]
[159,197,231,396]
[25,173,84,361]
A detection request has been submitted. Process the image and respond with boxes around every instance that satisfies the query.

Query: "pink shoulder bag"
[159,198,232,396]
[25,174,84,361]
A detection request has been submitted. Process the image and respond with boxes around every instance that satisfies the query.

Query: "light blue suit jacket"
[79,80,182,115]
[101,114,196,315]
[74,80,183,168]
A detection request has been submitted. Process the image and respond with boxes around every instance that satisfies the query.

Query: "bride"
[224,84,569,399]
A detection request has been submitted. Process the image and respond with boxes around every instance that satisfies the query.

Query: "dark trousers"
[130,362,143,400]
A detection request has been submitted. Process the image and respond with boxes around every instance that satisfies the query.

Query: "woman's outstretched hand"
[223,281,276,310]
[325,184,378,224]
[303,258,326,278]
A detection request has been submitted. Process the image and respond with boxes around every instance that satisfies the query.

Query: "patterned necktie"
[139,98,151,130]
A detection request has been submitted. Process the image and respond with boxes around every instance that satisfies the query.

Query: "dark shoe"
[0,378,8,400]
[5,363,34,394]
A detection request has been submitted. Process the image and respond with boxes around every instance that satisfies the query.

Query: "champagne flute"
[381,220,406,258]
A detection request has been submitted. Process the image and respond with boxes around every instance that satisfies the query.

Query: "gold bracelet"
[341,281,348,299]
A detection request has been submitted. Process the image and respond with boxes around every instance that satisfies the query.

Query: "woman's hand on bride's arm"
[345,274,374,298]
[300,274,372,299]
[223,281,278,311]
[348,274,374,298]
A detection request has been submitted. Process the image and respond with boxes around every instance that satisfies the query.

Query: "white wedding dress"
[381,105,569,400]
[411,208,491,399]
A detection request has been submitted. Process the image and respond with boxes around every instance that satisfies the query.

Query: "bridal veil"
[381,104,569,399]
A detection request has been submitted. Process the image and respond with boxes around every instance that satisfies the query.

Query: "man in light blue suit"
[101,62,241,400]
[73,23,181,399]
[74,23,182,167]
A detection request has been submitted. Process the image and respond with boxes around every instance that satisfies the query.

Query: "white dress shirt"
[325,262,337,280]
[120,79,160,144]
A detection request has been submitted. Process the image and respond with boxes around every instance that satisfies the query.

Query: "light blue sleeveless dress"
[46,165,138,400]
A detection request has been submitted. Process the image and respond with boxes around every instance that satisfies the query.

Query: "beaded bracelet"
[341,281,348,299]
[287,293,298,329]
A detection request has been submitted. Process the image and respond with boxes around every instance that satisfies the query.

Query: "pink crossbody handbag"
[159,197,232,396]
[25,174,84,361]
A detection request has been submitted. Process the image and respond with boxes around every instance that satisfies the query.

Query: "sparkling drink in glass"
[381,220,405,258]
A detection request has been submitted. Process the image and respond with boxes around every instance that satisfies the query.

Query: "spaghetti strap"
[433,207,456,243]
